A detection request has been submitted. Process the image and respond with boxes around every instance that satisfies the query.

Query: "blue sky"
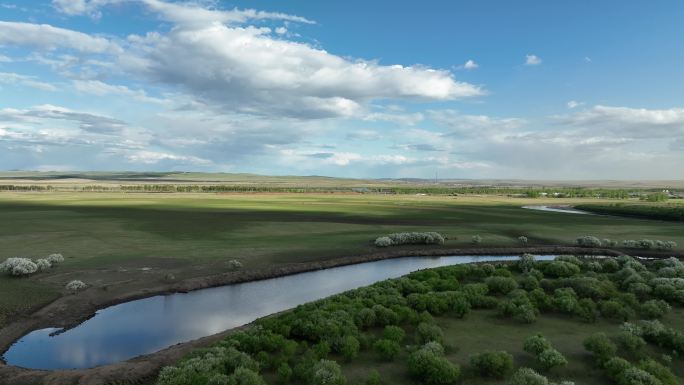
[0,0,683,179]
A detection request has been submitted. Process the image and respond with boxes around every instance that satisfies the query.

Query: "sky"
[0,0,683,179]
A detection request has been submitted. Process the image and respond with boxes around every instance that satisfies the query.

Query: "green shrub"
[229,367,266,385]
[583,333,617,363]
[537,348,567,371]
[616,331,646,353]
[575,298,598,322]
[523,334,552,355]
[604,357,631,380]
[599,300,634,322]
[519,275,540,291]
[408,347,460,385]
[277,363,292,384]
[586,261,603,272]
[383,325,405,342]
[373,339,400,361]
[638,359,678,385]
[617,367,662,385]
[362,370,381,385]
[576,236,602,247]
[416,322,444,344]
[313,341,331,359]
[485,276,519,294]
[337,335,360,361]
[602,259,620,273]
[469,350,514,378]
[640,300,671,319]
[543,261,580,278]
[552,288,579,314]
[311,360,346,385]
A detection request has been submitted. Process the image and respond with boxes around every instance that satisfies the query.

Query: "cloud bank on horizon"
[0,0,682,179]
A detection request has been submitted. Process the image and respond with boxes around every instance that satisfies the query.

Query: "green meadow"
[1,192,683,326]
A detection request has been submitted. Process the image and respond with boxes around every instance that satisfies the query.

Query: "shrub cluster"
[408,342,460,385]
[622,240,677,251]
[470,350,513,378]
[154,255,684,385]
[374,232,446,247]
[576,236,602,247]
[523,335,567,371]
[66,280,87,292]
[0,254,64,277]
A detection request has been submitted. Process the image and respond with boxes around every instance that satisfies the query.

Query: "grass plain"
[1,191,684,327]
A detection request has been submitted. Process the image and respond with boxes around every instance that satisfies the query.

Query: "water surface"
[2,254,553,370]
[522,205,592,215]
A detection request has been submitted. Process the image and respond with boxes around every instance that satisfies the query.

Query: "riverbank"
[2,245,678,385]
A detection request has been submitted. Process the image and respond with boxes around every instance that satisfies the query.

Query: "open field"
[1,191,684,328]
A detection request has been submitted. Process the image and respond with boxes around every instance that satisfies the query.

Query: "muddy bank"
[0,246,679,385]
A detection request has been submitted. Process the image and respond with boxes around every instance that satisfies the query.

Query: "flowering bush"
[228,260,243,270]
[576,236,602,247]
[472,235,483,245]
[509,368,549,385]
[47,253,65,264]
[35,258,52,271]
[518,254,536,273]
[66,280,87,292]
[0,257,38,276]
[374,232,445,247]
[374,237,393,247]
[518,236,529,245]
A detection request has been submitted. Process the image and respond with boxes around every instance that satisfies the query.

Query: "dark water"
[2,255,553,370]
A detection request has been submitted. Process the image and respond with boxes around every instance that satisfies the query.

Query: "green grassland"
[155,256,684,385]
[1,192,684,326]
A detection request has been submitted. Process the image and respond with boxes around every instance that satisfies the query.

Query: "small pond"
[2,254,553,370]
[522,205,592,215]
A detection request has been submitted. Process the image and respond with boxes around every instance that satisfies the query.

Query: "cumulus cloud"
[525,54,542,66]
[119,22,483,118]
[0,21,120,53]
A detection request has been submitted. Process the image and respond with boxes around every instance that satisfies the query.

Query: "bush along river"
[2,255,554,370]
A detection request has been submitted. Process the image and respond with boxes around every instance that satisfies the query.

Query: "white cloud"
[120,21,483,118]
[72,79,167,104]
[567,100,582,109]
[0,72,57,91]
[557,105,684,138]
[463,59,478,70]
[362,111,424,126]
[126,150,211,165]
[0,21,120,53]
[525,54,542,66]
[139,0,315,26]
[430,110,526,137]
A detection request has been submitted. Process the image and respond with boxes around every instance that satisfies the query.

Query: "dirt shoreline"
[1,245,681,385]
